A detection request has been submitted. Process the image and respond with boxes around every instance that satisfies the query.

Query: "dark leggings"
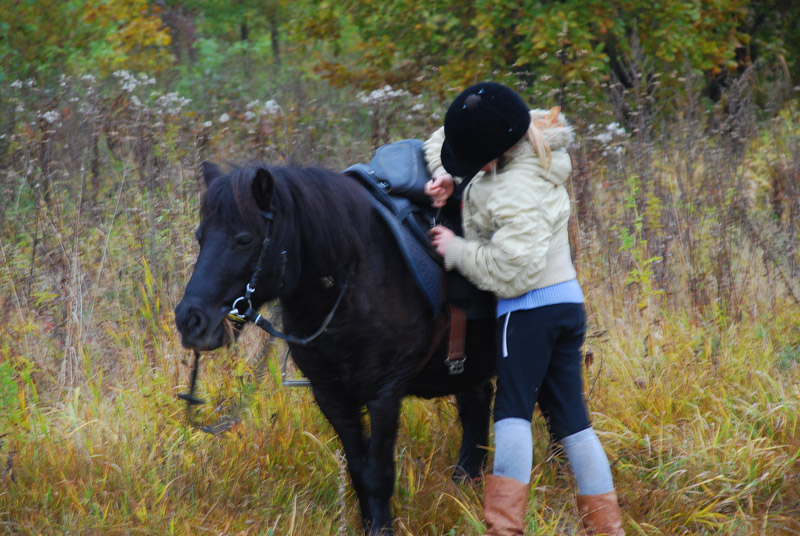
[493,303,590,441]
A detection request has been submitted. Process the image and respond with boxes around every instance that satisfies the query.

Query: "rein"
[179,208,351,432]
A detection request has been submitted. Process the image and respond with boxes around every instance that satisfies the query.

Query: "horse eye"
[234,232,254,248]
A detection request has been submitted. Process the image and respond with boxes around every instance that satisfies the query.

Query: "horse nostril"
[186,308,207,335]
[176,302,208,338]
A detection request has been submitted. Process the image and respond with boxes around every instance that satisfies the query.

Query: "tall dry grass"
[0,72,798,535]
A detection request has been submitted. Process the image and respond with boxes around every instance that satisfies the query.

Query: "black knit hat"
[441,82,531,180]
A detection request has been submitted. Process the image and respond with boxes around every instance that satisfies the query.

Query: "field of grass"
[0,72,798,535]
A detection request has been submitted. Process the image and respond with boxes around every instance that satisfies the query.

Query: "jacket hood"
[504,109,574,186]
[530,108,575,150]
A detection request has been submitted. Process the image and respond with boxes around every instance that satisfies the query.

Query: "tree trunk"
[269,13,281,69]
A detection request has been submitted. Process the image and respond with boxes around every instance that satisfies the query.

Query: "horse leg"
[311,390,373,527]
[362,394,403,535]
[454,380,494,481]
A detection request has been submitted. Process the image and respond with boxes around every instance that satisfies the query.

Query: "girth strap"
[419,303,468,375]
[445,305,467,374]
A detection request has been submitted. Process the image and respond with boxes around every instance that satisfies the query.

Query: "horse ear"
[252,167,275,210]
[201,161,223,187]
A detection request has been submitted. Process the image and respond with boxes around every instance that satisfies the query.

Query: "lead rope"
[180,264,349,432]
[177,350,209,430]
[178,343,277,434]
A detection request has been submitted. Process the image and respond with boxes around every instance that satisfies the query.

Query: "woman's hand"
[424,174,455,208]
[429,225,456,257]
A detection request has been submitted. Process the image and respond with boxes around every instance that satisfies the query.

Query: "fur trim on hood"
[530,108,575,150]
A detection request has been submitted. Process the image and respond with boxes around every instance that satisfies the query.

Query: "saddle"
[344,139,443,312]
[344,139,490,373]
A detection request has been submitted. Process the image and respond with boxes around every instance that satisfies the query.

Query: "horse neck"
[279,218,356,319]
[273,169,390,325]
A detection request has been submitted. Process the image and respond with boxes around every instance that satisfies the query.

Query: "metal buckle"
[228,296,251,325]
[445,356,466,375]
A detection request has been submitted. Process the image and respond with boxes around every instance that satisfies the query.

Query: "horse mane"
[201,162,268,234]
[201,163,375,277]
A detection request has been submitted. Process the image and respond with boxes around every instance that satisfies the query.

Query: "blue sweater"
[496,278,584,317]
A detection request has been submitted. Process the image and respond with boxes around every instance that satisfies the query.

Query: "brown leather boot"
[482,474,529,536]
[577,490,625,535]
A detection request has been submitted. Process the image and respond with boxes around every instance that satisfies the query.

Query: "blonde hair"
[526,106,562,170]
[527,123,552,169]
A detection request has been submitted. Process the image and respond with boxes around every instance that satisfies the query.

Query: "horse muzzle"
[174,298,236,351]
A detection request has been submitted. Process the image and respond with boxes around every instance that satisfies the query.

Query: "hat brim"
[440,136,485,181]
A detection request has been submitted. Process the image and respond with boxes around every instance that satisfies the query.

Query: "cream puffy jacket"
[424,109,576,299]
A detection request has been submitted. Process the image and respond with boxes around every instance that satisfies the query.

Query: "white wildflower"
[244,111,257,121]
[606,122,626,136]
[42,110,61,124]
[262,99,281,115]
[246,100,261,110]
[411,103,425,113]
[155,92,191,115]
[26,79,36,87]
[113,70,139,92]
[219,113,230,123]
[592,122,626,144]
[15,104,24,113]
[81,74,97,84]
[358,85,410,105]
[130,95,143,108]
[203,120,213,128]
[593,132,613,144]
[11,80,23,89]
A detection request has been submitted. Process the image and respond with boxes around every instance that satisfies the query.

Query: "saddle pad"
[369,198,443,313]
[344,140,444,313]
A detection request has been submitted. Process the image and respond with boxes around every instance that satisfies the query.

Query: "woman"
[424,82,624,536]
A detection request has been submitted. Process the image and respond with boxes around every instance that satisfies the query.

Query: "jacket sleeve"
[444,182,552,298]
[423,127,466,185]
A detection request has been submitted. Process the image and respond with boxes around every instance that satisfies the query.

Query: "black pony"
[174,161,496,535]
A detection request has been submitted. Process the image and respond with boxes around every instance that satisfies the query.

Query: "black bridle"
[225,210,352,345]
[178,209,351,432]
